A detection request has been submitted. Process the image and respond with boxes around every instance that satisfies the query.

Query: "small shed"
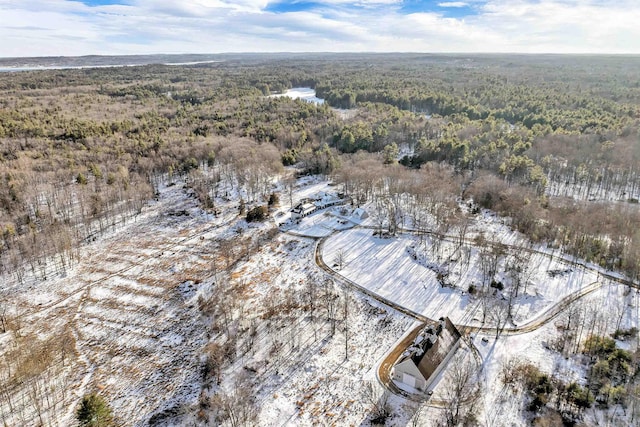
[353,207,369,220]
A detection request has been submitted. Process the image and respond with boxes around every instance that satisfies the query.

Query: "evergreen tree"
[76,393,114,427]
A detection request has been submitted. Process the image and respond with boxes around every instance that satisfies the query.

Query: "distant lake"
[0,65,127,73]
[270,87,324,105]
[0,60,221,73]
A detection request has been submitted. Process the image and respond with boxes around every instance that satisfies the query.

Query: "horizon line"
[2,52,640,60]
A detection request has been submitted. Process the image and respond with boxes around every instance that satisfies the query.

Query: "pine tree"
[76,393,114,427]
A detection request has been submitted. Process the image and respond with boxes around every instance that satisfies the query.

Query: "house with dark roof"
[391,317,462,392]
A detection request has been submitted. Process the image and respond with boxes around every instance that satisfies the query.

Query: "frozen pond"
[269,87,325,105]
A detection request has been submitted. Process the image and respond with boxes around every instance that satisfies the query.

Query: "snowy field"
[321,227,600,325]
[316,199,639,425]
[282,207,364,238]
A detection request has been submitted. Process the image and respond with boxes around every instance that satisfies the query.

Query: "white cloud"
[438,2,469,7]
[476,0,640,53]
[0,0,638,56]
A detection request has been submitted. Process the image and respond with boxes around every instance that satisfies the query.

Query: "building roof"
[313,192,341,207]
[292,202,316,213]
[353,207,368,218]
[397,317,461,382]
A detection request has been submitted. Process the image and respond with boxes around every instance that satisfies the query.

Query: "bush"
[490,280,504,291]
[528,393,548,412]
[246,205,267,222]
[282,149,297,166]
[181,157,199,174]
[77,172,87,185]
[612,327,638,340]
[528,372,553,412]
[76,393,114,427]
[565,382,594,410]
[583,335,616,357]
[268,192,279,206]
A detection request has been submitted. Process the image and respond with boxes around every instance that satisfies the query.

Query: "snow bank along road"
[313,227,638,401]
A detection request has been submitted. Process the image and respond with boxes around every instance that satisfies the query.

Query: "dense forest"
[1,53,640,426]
[1,54,639,284]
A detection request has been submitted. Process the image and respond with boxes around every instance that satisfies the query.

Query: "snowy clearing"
[2,175,638,427]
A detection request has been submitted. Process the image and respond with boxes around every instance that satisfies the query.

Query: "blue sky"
[81,0,123,5]
[263,0,477,17]
[0,1,638,57]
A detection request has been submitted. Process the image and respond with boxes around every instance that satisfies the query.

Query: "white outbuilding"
[352,207,369,220]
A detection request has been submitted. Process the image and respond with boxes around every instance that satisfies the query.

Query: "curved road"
[311,226,637,401]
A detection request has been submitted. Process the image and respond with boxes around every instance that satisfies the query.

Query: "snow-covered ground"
[0,181,237,426]
[0,175,422,426]
[2,174,638,427]
[321,227,599,326]
[315,198,639,425]
[269,87,325,105]
[236,233,414,425]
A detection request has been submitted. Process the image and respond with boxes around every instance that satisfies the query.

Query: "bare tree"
[361,381,392,425]
[284,175,296,208]
[626,382,640,425]
[341,288,356,361]
[556,301,583,356]
[437,352,481,427]
[210,377,257,427]
[320,279,339,336]
[333,248,346,271]
[506,243,535,309]
[406,402,425,427]
[303,273,319,340]
[371,198,388,236]
[477,235,505,291]
[476,287,491,325]
[0,304,7,334]
[489,299,510,340]
[454,213,471,252]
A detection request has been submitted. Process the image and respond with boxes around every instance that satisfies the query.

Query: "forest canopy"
[1,53,639,282]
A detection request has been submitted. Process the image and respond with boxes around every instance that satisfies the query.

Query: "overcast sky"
[0,0,638,57]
